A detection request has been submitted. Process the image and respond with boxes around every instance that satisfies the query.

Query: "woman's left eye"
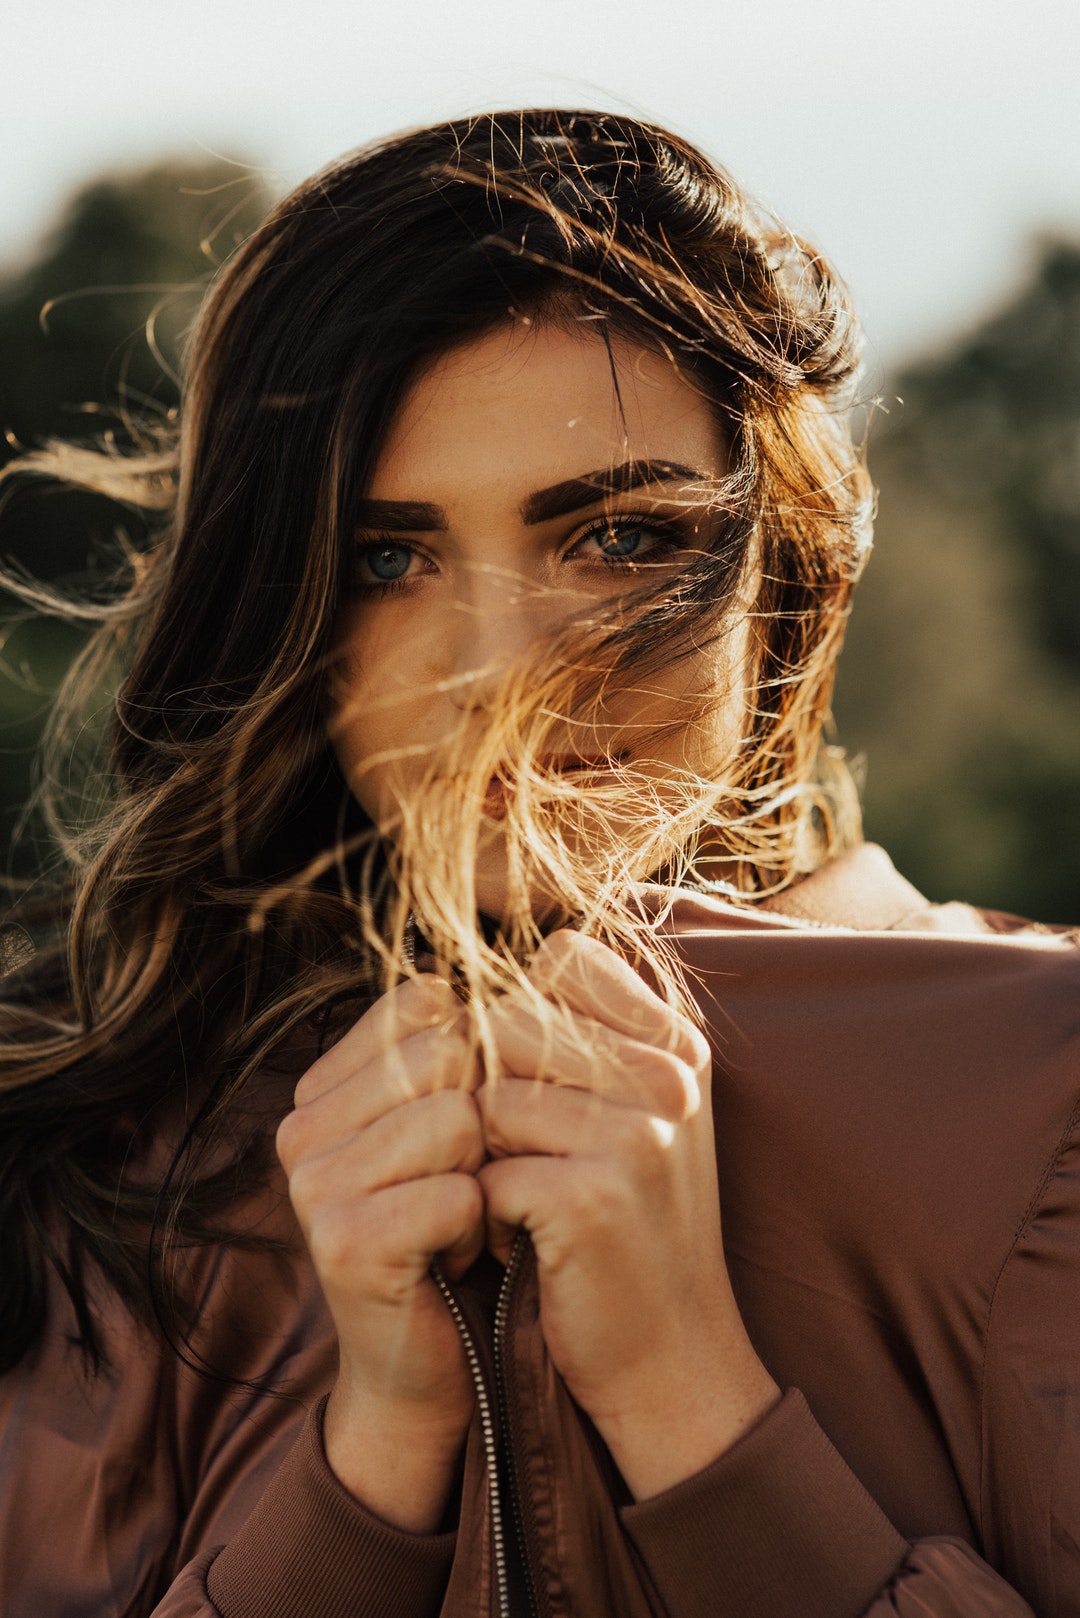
[573,517,683,569]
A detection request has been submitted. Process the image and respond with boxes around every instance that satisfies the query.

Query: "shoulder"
[652,842,1079,966]
[664,842,1079,943]
[652,845,1080,1276]
[655,843,1079,1125]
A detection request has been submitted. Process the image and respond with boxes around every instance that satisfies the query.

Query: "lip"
[480,755,625,819]
[482,777,509,821]
[535,753,624,774]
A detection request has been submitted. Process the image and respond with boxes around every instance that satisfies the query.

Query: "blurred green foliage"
[0,160,271,878]
[1,161,1077,920]
[834,242,1080,923]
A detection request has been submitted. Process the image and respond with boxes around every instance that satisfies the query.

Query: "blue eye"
[596,525,646,559]
[362,543,414,581]
[577,516,684,569]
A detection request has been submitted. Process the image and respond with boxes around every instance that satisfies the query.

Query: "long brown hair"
[0,109,871,1371]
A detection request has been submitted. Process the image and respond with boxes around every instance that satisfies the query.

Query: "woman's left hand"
[478,929,780,1500]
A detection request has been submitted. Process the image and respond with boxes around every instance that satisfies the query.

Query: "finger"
[296,975,469,1105]
[281,1025,481,1168]
[477,1154,577,1264]
[480,1076,676,1164]
[438,1218,488,1284]
[309,1172,485,1295]
[527,930,703,1065]
[486,997,699,1121]
[283,1086,485,1191]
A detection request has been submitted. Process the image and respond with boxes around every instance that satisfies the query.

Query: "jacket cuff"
[619,1388,908,1618]
[206,1395,456,1618]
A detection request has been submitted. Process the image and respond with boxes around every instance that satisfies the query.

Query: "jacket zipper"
[430,1231,538,1618]
[430,1260,511,1616]
[493,1231,541,1618]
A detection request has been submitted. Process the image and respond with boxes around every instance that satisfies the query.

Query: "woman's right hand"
[276,975,485,1531]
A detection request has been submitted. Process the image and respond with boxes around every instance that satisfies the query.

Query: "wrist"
[592,1342,780,1501]
[324,1379,473,1531]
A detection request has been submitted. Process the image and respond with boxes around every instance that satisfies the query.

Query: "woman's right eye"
[353,540,423,593]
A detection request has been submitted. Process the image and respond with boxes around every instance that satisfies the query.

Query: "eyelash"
[574,513,687,570]
[350,546,427,598]
[351,512,690,599]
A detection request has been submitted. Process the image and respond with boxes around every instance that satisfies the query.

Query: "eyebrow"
[353,459,706,533]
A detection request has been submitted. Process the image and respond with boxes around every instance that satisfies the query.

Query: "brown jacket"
[2,845,1079,1616]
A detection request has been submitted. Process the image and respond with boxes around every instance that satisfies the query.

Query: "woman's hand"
[478,930,780,1500]
[276,976,485,1531]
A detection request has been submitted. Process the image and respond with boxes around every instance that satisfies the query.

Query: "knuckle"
[448,1172,485,1227]
[476,1080,506,1142]
[536,928,579,963]
[275,1108,307,1174]
[292,1051,333,1106]
[417,1026,475,1088]
[307,1205,369,1287]
[485,1080,527,1158]
[437,1088,482,1153]
[400,974,459,1022]
[677,1018,712,1073]
[530,929,582,984]
[283,1154,326,1219]
[377,1024,454,1097]
[645,1051,699,1120]
[485,995,516,1032]
[489,988,540,1038]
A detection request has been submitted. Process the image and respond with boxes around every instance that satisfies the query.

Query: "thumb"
[436,1198,487,1283]
[477,1155,540,1266]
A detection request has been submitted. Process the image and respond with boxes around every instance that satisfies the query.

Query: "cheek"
[325,619,444,824]
[699,617,754,768]
[613,636,749,774]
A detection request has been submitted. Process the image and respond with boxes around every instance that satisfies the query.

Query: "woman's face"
[329,322,748,919]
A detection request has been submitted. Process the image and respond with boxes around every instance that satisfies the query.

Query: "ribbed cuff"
[620,1388,908,1618]
[207,1395,456,1618]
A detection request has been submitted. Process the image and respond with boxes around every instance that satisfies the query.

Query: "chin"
[471,842,584,932]
[474,876,564,933]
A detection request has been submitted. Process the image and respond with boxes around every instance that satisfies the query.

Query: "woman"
[0,109,1076,1617]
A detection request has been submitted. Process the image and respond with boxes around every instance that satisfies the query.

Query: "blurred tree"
[0,159,271,878]
[835,240,1080,923]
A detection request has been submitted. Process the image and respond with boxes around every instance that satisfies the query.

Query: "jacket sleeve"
[146,1192,457,1618]
[153,1399,456,1618]
[619,1095,1080,1618]
[616,908,1080,1617]
[619,1389,1035,1618]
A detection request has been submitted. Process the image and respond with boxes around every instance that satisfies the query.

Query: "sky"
[5,0,1079,371]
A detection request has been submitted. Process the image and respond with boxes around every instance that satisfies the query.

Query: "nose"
[444,569,572,713]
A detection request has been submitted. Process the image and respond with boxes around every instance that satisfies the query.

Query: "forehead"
[367,323,726,500]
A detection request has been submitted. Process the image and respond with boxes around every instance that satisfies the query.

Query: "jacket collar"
[757,843,931,932]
